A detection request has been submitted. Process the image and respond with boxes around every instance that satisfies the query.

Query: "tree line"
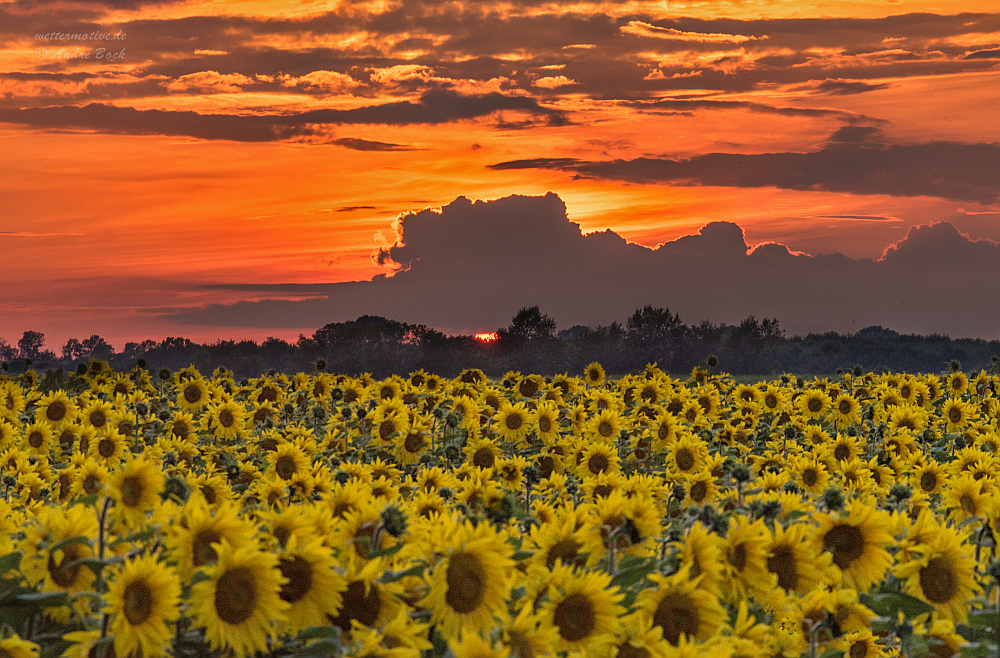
[2,307,998,378]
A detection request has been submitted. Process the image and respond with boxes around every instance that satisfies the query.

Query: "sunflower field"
[1,359,1000,658]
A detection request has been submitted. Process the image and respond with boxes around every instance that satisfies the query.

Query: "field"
[0,360,998,658]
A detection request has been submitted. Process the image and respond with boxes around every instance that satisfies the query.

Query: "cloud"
[964,48,1000,59]
[488,136,1000,204]
[332,137,414,151]
[808,78,891,95]
[532,75,580,88]
[164,193,1000,339]
[0,89,567,141]
[620,21,767,43]
[164,71,255,93]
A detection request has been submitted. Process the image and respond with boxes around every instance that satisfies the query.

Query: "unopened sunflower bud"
[380,505,408,538]
[822,487,845,511]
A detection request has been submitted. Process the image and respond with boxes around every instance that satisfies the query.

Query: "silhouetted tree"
[0,337,16,361]
[498,306,557,344]
[626,306,685,343]
[18,331,54,361]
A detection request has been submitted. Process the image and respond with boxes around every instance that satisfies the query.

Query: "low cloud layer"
[166,193,1000,339]
[489,137,1000,204]
[0,90,566,142]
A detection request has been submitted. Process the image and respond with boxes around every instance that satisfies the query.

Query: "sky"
[2,0,999,351]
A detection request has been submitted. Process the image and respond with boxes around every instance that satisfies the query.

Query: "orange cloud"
[164,71,254,93]
[621,21,768,43]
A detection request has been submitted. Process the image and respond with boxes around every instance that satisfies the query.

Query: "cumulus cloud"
[533,75,580,88]
[164,71,255,93]
[164,193,1000,339]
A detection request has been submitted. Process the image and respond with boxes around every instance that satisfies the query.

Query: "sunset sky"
[2,0,999,351]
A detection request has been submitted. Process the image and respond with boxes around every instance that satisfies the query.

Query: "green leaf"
[0,552,22,574]
[379,564,426,583]
[69,591,104,605]
[110,526,157,547]
[960,642,994,658]
[64,556,122,575]
[969,610,1000,629]
[293,639,342,657]
[819,649,845,658]
[610,560,657,589]
[189,571,212,586]
[50,535,92,554]
[296,627,342,641]
[15,591,70,607]
[869,592,934,618]
[511,550,533,562]
[782,510,808,521]
[368,542,404,560]
[40,639,73,658]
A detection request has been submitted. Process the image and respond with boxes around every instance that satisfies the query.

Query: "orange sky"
[1,0,999,349]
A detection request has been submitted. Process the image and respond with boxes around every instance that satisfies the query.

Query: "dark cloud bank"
[168,193,1000,340]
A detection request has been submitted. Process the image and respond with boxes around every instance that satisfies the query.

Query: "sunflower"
[0,635,39,658]
[719,517,775,604]
[585,409,622,443]
[945,371,968,396]
[35,390,78,430]
[649,413,678,451]
[584,362,606,387]
[204,400,247,441]
[0,382,25,420]
[21,505,98,596]
[942,473,985,523]
[106,554,181,658]
[176,378,211,412]
[788,455,829,496]
[170,501,257,578]
[886,404,927,436]
[80,399,114,432]
[275,533,346,635]
[665,433,708,477]
[267,441,311,482]
[636,569,726,646]
[111,456,165,528]
[685,469,718,506]
[813,500,895,592]
[189,539,289,658]
[370,407,411,447]
[896,525,978,625]
[796,389,831,421]
[329,555,404,633]
[392,417,431,466]
[678,521,723,597]
[940,398,973,432]
[578,442,621,479]
[828,433,863,464]
[499,604,558,658]
[88,430,125,466]
[188,471,233,509]
[766,522,834,596]
[496,455,528,491]
[494,402,531,445]
[541,563,624,655]
[829,393,861,428]
[71,458,109,498]
[531,400,561,443]
[464,436,503,471]
[21,421,53,458]
[528,505,602,573]
[424,518,514,640]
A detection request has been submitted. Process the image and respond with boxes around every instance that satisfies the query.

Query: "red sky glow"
[2,0,999,349]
